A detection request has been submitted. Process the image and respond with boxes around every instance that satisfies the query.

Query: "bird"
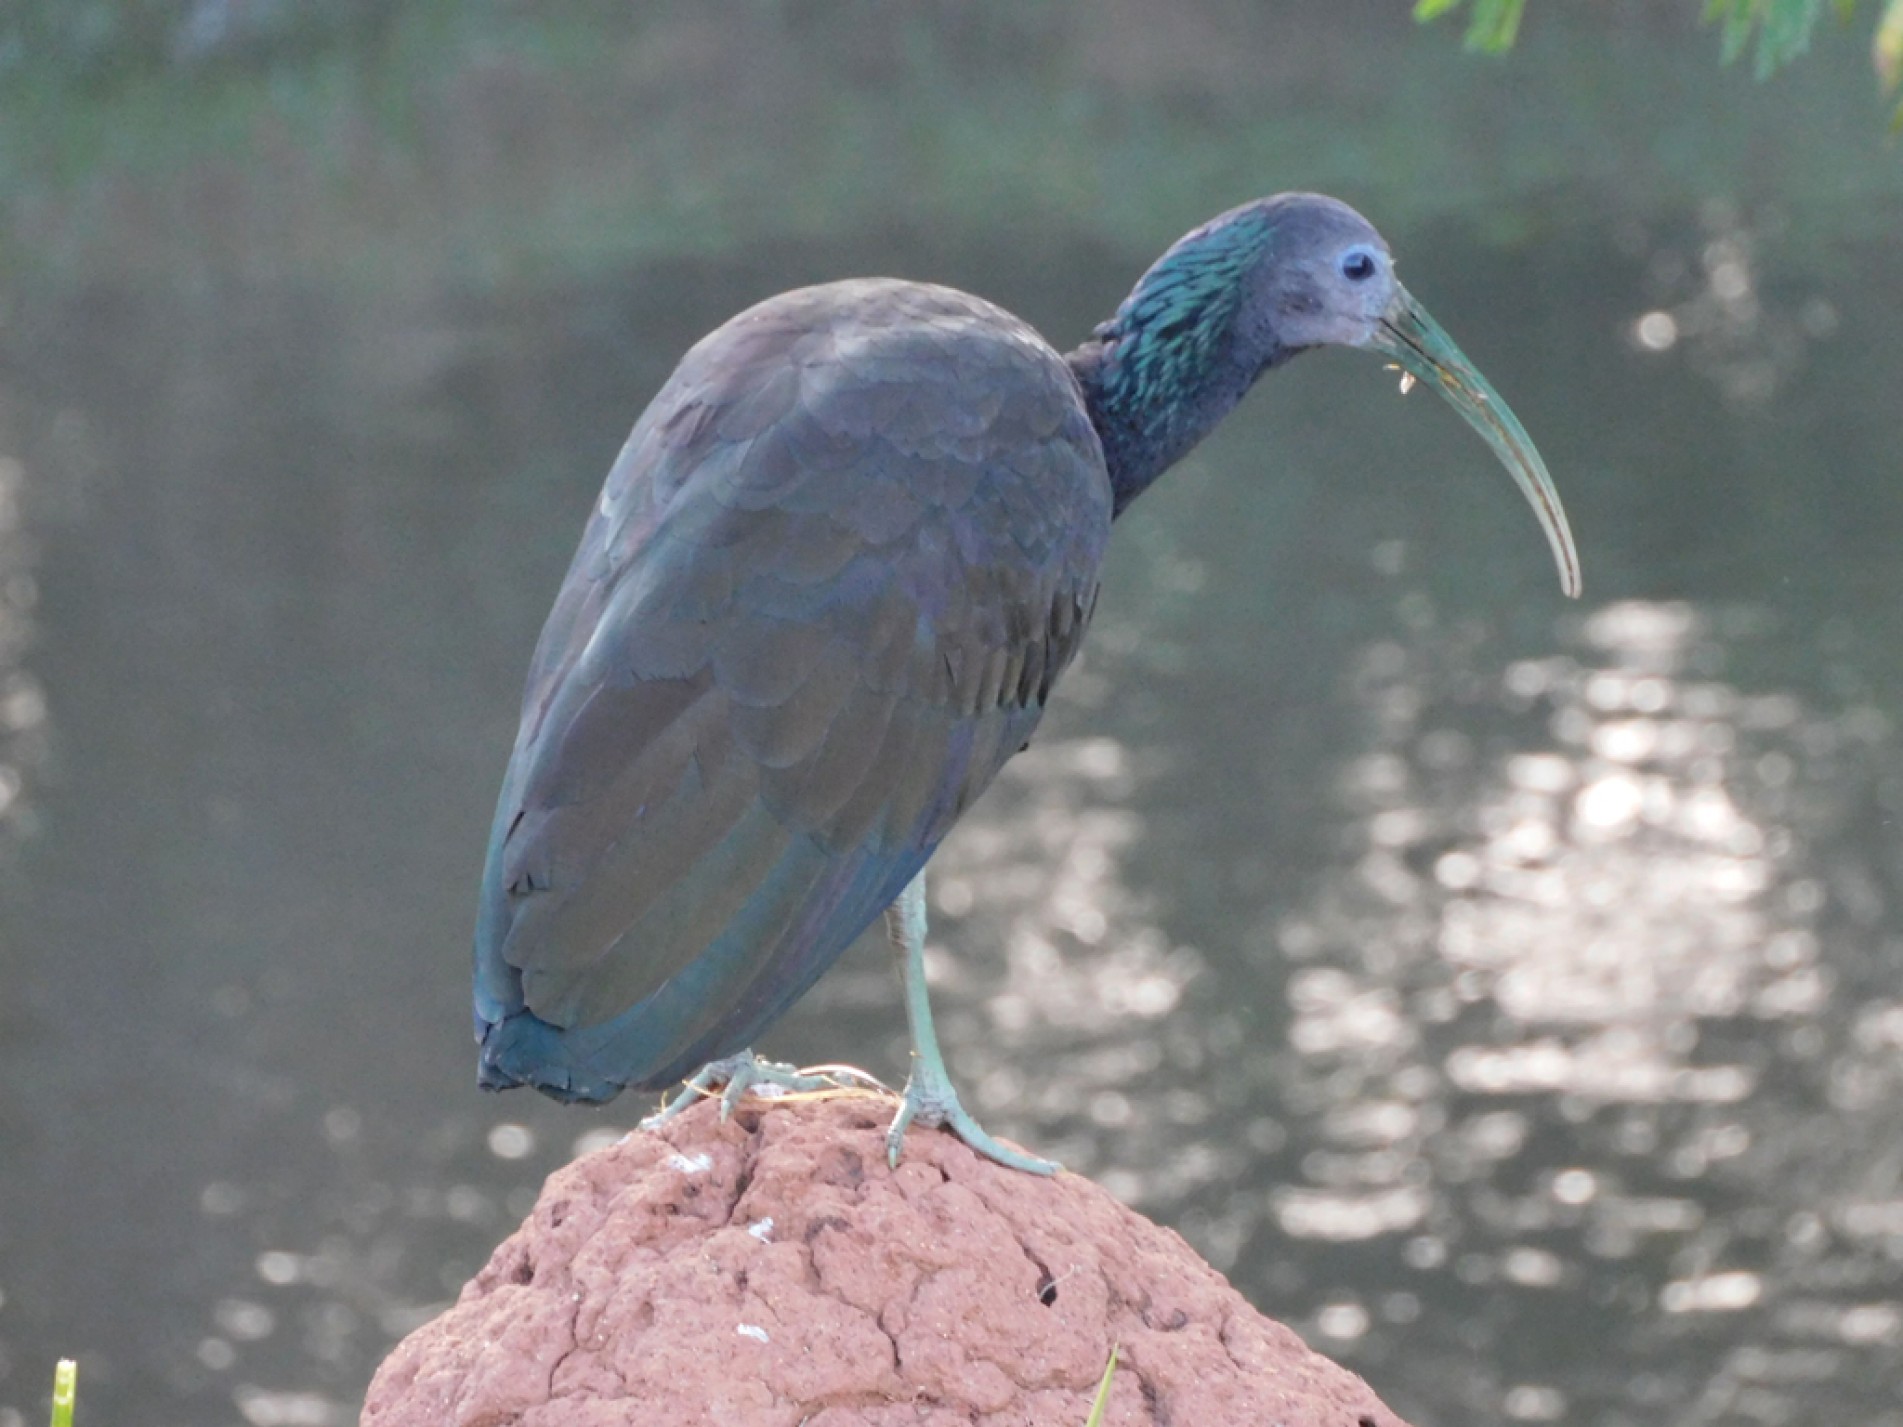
[472,192,1581,1175]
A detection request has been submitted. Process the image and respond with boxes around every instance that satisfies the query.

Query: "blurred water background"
[2,3,1903,1424]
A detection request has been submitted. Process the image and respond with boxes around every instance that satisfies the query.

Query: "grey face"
[1246,203,1398,354]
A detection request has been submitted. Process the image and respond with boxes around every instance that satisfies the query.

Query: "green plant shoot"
[50,1360,76,1427]
[1083,1343,1120,1427]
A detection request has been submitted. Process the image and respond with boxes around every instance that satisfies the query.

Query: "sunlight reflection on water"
[1266,599,1901,1423]
[915,596,1903,1425]
[1622,201,1840,407]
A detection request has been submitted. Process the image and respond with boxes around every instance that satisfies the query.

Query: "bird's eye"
[1339,247,1379,282]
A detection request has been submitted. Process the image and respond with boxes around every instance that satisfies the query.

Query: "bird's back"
[475,279,1113,1100]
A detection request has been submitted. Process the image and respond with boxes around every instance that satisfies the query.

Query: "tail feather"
[476,1008,630,1104]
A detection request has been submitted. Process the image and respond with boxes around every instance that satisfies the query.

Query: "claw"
[640,1050,843,1132]
[886,1057,1060,1176]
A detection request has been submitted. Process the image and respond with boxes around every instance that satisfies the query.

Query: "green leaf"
[1699,0,1843,77]
[1466,0,1526,50]
[1705,0,1758,67]
[1411,0,1523,52]
[1757,0,1824,77]
[1877,0,1903,88]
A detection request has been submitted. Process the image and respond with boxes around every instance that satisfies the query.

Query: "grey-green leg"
[640,1049,838,1130]
[883,870,1060,1175]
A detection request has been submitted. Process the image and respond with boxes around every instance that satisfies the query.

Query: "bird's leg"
[640,1049,841,1130]
[883,871,1060,1176]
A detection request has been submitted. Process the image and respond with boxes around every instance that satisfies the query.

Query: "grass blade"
[50,1360,76,1427]
[1083,1343,1119,1427]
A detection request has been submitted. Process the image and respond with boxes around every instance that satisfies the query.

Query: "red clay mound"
[365,1094,1410,1427]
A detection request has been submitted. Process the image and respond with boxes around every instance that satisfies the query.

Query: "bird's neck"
[1064,205,1299,515]
[1067,327,1271,517]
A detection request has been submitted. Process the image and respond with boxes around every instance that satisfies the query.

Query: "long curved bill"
[1368,282,1582,598]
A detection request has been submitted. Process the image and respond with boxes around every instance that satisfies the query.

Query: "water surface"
[3,12,1903,1426]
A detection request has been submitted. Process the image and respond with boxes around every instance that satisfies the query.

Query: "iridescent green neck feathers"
[1068,206,1284,516]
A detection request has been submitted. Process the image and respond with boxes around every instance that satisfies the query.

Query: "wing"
[475,279,1111,1098]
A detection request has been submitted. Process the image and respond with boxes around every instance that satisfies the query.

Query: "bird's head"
[1232,194,1398,354]
[1109,193,1582,596]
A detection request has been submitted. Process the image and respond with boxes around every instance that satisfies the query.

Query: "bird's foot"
[641,1051,866,1131]
[886,1059,1059,1176]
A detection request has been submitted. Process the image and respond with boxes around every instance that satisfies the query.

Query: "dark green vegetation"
[3,2,1902,294]
[1420,0,1903,121]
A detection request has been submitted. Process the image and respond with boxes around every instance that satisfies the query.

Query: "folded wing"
[474,280,1112,1098]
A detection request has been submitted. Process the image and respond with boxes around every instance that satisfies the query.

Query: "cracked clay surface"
[363,1096,1414,1427]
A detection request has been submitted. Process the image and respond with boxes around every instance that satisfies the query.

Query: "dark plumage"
[473,193,1579,1167]
[475,279,1106,1098]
